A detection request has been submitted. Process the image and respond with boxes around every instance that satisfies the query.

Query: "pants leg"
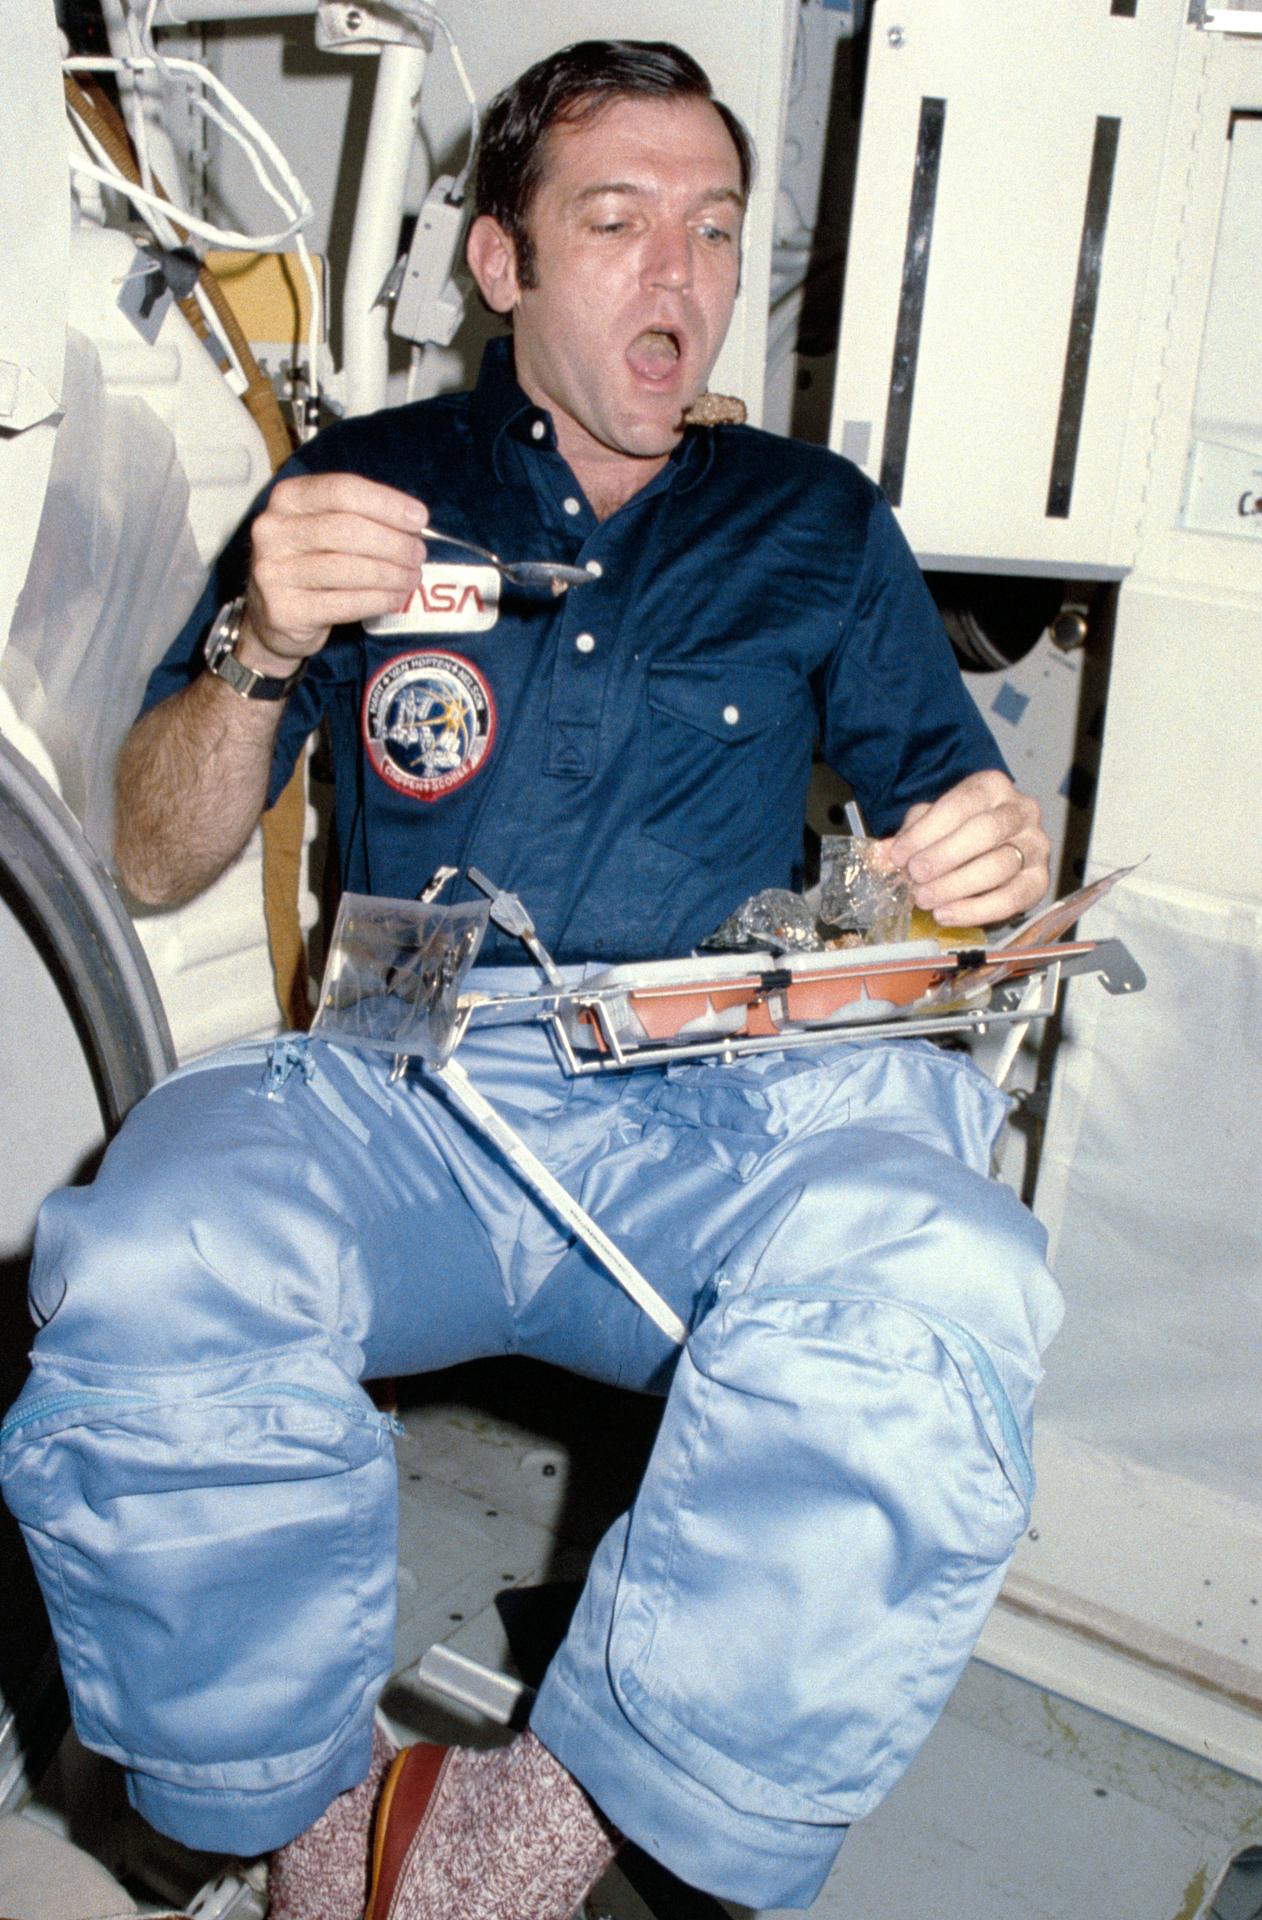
[3,1022,1061,1903]
[529,1040,1063,1909]
[0,1034,529,1853]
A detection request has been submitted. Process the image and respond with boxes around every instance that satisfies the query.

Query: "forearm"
[114,670,284,905]
[115,470,428,905]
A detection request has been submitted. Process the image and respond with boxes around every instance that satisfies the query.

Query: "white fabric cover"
[0,329,207,855]
[1035,876,1262,1506]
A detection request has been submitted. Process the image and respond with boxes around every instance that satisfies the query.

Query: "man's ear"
[466,214,521,315]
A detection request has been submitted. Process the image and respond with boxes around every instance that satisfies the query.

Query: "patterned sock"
[386,1730,619,1920]
[267,1720,397,1920]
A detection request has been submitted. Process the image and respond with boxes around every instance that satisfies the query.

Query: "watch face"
[205,597,301,699]
[206,598,245,669]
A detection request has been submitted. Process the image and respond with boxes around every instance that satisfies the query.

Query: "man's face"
[477,93,746,475]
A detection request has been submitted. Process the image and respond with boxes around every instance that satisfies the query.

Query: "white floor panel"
[389,1365,1262,1920]
[750,1660,1262,1920]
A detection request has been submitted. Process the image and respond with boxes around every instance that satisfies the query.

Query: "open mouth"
[627,327,683,383]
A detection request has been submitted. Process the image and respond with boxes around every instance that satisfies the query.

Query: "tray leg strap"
[429,1058,688,1347]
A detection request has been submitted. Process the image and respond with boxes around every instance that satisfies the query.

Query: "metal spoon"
[421,524,594,590]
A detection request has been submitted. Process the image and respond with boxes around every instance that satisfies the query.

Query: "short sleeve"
[135,455,345,810]
[819,491,1007,834]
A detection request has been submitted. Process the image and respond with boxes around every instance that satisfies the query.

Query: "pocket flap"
[646,665,793,744]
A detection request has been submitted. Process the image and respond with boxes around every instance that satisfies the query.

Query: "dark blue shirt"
[146,338,1005,965]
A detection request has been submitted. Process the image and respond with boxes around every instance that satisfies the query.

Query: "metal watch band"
[203,595,305,701]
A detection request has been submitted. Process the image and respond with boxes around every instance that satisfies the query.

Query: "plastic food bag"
[818,836,912,944]
[311,893,489,1063]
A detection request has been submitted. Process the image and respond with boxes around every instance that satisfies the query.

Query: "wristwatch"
[204,595,306,701]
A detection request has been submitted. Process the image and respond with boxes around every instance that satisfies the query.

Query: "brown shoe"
[364,1744,450,1920]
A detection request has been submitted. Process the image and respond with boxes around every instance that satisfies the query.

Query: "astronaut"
[1,39,1061,1920]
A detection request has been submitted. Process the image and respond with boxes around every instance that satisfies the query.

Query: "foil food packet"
[699,888,825,954]
[701,838,913,955]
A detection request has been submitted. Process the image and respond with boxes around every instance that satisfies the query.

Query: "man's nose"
[642,222,692,291]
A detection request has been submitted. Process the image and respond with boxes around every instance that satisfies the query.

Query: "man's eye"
[594,220,627,235]
[698,224,734,244]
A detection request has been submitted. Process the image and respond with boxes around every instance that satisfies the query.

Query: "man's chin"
[612,411,690,460]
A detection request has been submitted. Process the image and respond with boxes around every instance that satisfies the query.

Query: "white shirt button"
[585,559,603,577]
[723,704,741,725]
[575,632,596,654]
[563,496,581,516]
[531,420,546,441]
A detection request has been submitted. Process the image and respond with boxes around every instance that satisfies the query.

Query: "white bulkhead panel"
[814,0,1262,1775]
[0,0,69,658]
[997,15,1262,1774]
[828,0,1184,574]
[1182,115,1262,540]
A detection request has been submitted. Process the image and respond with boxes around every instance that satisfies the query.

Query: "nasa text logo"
[362,563,500,634]
[362,650,496,802]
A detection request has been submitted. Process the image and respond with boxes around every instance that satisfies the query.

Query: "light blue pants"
[1,1005,1061,1909]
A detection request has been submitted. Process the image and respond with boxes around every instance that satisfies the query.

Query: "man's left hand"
[881,770,1050,926]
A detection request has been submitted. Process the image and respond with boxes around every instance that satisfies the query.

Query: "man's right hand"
[114,474,431,906]
[238,472,431,677]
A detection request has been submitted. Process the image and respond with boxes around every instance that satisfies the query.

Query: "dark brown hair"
[474,40,755,288]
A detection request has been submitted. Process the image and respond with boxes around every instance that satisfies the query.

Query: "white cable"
[435,17,479,187]
[66,152,301,248]
[64,56,314,241]
[189,89,299,225]
[406,343,424,403]
[390,0,479,193]
[293,231,322,434]
[129,25,157,201]
[64,46,322,420]
[66,90,185,253]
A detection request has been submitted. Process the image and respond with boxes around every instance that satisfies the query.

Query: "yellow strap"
[261,758,312,1030]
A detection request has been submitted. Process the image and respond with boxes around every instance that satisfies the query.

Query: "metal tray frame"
[457,938,1143,1081]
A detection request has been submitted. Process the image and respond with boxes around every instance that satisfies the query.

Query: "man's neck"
[577,455,670,521]
[552,424,672,523]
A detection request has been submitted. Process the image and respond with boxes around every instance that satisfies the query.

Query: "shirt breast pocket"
[641,663,810,867]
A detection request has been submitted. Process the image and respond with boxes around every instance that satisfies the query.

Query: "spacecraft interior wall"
[0,0,71,661]
[182,0,796,418]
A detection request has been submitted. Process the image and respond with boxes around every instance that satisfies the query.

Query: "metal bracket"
[315,1,436,54]
[467,867,565,986]
[1056,937,1146,995]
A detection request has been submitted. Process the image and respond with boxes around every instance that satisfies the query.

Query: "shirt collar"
[470,334,540,474]
[470,333,717,498]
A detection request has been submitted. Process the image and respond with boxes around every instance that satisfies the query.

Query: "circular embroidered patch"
[363,650,496,801]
